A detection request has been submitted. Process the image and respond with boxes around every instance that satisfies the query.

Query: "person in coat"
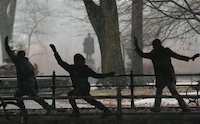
[50,44,115,117]
[5,36,53,114]
[134,37,199,112]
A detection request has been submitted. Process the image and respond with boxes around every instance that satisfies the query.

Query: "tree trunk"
[83,0,125,84]
[131,0,143,75]
[0,0,17,63]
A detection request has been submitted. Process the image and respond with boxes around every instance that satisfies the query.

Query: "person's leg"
[84,94,110,112]
[83,93,111,118]
[26,87,50,108]
[24,87,53,114]
[68,90,79,115]
[151,86,164,112]
[14,89,26,114]
[167,83,190,112]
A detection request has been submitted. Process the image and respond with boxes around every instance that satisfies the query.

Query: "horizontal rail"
[0,73,200,78]
[1,94,200,101]
[1,71,200,114]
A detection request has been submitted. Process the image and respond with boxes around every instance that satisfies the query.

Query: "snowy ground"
[2,91,198,110]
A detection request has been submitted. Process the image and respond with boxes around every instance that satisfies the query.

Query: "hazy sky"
[10,0,102,75]
[2,0,200,76]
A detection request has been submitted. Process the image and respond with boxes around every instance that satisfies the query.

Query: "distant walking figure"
[5,36,53,114]
[134,37,199,112]
[50,44,115,117]
[83,33,94,59]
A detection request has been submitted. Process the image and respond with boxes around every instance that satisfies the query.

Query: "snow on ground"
[135,98,181,107]
[1,92,198,109]
[134,92,196,107]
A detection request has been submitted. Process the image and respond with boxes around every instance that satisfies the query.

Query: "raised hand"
[191,54,200,61]
[49,44,57,53]
[5,36,9,45]
[5,36,9,47]
[5,36,8,42]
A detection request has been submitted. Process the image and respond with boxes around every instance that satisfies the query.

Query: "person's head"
[17,51,26,58]
[74,53,85,65]
[152,39,162,49]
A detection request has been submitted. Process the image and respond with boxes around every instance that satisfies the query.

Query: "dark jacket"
[5,40,37,90]
[135,46,190,87]
[53,52,110,90]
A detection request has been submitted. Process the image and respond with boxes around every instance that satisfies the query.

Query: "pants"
[14,86,49,110]
[68,88,109,113]
[154,82,188,110]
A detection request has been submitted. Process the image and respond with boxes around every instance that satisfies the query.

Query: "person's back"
[4,37,36,88]
[150,47,176,86]
[150,47,173,70]
[15,58,36,90]
[70,64,90,90]
[134,37,199,112]
[5,36,53,114]
[50,44,115,117]
[15,57,35,81]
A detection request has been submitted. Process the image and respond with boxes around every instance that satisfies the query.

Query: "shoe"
[46,105,54,114]
[150,108,160,112]
[101,110,112,118]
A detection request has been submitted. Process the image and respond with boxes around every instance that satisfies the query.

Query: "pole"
[130,70,135,108]
[52,71,56,108]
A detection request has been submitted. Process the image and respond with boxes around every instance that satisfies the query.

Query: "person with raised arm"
[5,36,53,114]
[50,44,115,117]
[134,36,199,112]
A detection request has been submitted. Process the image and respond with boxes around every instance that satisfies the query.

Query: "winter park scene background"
[1,0,200,116]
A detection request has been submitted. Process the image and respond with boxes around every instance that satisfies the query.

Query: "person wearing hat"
[50,44,115,117]
[134,36,199,112]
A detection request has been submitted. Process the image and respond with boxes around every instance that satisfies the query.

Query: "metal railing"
[1,71,200,114]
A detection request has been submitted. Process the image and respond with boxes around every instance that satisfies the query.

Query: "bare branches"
[146,0,200,31]
[118,0,200,51]
[15,0,54,57]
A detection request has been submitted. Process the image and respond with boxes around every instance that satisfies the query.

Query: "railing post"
[52,71,56,108]
[130,70,135,108]
[117,87,122,118]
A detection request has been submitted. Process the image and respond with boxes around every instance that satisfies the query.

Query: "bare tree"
[131,0,143,74]
[61,1,144,77]
[144,0,200,47]
[15,0,53,57]
[0,0,16,63]
[82,0,125,84]
[117,0,200,74]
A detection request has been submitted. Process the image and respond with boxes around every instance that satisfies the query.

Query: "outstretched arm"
[170,49,199,61]
[5,36,16,60]
[87,69,115,78]
[93,72,115,79]
[134,36,151,59]
[85,66,115,78]
[49,44,70,70]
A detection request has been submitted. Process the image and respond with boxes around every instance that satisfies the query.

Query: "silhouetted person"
[50,44,115,117]
[83,33,94,59]
[134,37,199,112]
[5,36,53,114]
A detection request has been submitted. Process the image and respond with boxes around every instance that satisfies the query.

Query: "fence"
[1,71,200,115]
